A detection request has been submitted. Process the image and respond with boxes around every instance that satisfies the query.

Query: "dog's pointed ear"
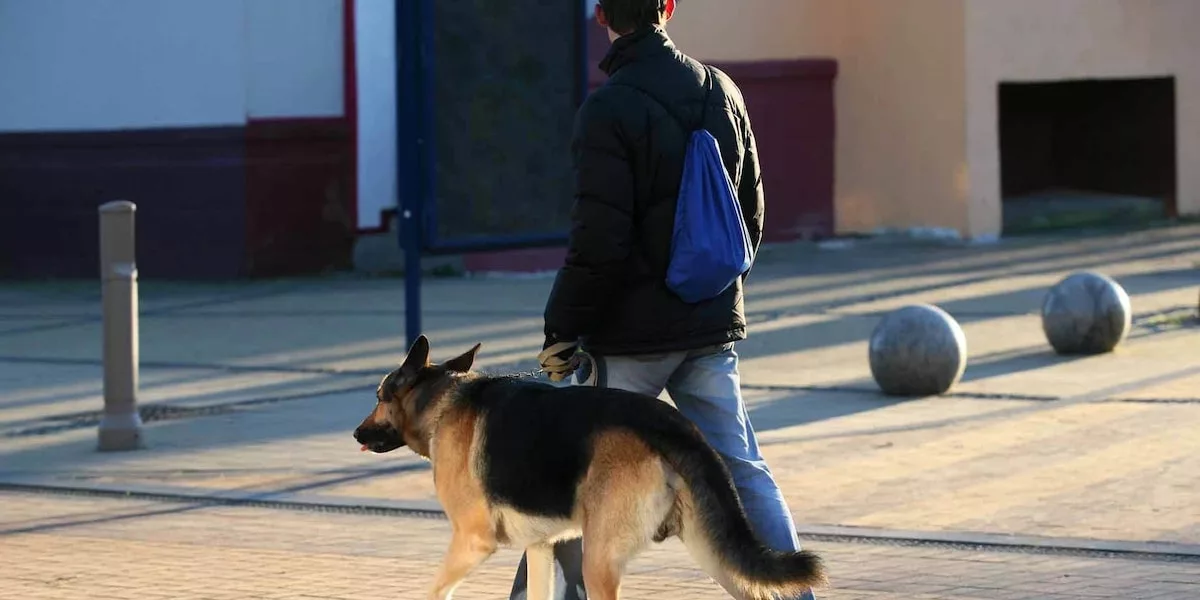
[400,335,431,373]
[442,343,481,373]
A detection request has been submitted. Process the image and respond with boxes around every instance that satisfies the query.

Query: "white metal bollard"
[97,200,144,451]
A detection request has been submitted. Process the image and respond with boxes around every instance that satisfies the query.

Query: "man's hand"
[537,337,580,382]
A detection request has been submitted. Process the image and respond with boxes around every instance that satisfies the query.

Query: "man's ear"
[400,335,431,374]
[664,0,676,21]
[442,343,482,374]
[594,3,608,27]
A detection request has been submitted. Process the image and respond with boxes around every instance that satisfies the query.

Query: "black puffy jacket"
[543,25,765,356]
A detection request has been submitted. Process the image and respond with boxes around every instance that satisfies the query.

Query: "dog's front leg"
[428,530,496,600]
[524,542,556,600]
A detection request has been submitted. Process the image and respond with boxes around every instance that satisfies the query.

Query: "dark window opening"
[999,77,1176,233]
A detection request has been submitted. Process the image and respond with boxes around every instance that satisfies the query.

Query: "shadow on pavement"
[0,226,1195,494]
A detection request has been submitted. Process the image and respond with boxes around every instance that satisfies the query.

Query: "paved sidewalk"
[4,491,1199,600]
[0,225,1198,597]
[6,381,1200,546]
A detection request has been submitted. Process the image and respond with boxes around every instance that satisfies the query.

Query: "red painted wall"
[713,59,838,242]
[244,118,356,276]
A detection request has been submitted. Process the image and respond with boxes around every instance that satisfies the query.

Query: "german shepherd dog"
[354,335,825,600]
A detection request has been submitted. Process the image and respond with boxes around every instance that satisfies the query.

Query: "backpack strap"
[608,65,715,134]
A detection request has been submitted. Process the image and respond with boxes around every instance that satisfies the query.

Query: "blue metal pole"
[397,0,423,348]
[402,206,422,349]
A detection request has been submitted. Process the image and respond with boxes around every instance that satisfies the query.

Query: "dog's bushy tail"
[665,437,825,599]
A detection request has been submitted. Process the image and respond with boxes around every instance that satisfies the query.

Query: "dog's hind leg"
[428,527,496,600]
[578,431,677,600]
[524,542,556,600]
[580,501,662,600]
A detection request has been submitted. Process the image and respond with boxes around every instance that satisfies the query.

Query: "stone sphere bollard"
[868,304,968,397]
[1041,271,1132,355]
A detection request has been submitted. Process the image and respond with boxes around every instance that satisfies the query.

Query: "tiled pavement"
[2,491,1199,599]
[6,379,1200,546]
[1,226,1198,599]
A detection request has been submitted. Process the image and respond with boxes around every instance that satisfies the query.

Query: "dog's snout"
[354,426,380,445]
[354,424,403,453]
[354,426,379,444]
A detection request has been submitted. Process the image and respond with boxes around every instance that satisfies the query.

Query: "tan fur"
[354,336,824,599]
[574,430,680,600]
[425,407,494,598]
[421,427,680,600]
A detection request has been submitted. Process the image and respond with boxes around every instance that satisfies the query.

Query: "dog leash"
[497,344,567,380]
[505,344,598,387]
[507,367,548,379]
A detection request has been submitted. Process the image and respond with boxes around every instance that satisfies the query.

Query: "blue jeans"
[509,342,816,600]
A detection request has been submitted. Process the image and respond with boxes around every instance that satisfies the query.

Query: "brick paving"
[0,226,1197,598]
[3,491,1199,599]
[5,380,1200,546]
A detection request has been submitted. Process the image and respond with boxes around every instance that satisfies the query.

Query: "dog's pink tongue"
[360,444,369,452]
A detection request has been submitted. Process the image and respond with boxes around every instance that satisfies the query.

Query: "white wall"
[0,0,345,133]
[353,0,397,230]
[246,0,345,119]
[0,0,245,132]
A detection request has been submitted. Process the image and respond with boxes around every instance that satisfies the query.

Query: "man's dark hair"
[599,0,668,35]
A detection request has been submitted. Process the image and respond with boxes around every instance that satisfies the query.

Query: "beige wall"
[668,1,1197,241]
[668,0,971,238]
[965,0,1200,238]
[666,0,842,61]
[832,0,967,236]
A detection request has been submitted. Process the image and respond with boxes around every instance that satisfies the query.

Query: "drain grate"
[792,532,1200,564]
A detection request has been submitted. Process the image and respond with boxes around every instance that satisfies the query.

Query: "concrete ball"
[1041,271,1132,355]
[868,304,968,397]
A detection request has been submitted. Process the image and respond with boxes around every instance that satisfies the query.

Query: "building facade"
[0,0,356,278]
[670,0,1198,241]
[2,0,1194,278]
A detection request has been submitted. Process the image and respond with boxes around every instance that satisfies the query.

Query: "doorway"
[998,77,1177,233]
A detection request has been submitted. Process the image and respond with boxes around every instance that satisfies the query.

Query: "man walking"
[511,1,815,599]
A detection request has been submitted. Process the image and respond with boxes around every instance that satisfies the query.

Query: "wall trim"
[0,119,355,279]
[710,58,839,81]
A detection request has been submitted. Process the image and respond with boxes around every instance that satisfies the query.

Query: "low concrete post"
[98,200,144,451]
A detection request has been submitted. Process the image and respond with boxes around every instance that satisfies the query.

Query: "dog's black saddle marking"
[454,376,709,520]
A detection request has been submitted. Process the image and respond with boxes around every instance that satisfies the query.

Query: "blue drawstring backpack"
[617,66,754,304]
